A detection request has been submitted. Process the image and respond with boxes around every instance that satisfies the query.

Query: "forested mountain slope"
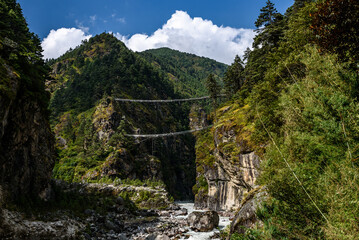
[48,34,199,199]
[140,48,227,97]
[193,0,359,239]
[0,0,54,204]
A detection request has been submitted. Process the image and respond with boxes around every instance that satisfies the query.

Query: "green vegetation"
[7,181,137,218]
[140,47,227,97]
[119,189,170,210]
[49,34,178,118]
[205,73,221,110]
[192,0,359,239]
[311,0,359,62]
[48,34,201,200]
[0,0,49,108]
[223,55,245,98]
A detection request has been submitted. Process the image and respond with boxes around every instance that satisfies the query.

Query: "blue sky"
[18,0,294,63]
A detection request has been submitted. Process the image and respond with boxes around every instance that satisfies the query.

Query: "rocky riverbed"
[176,202,231,240]
[0,201,231,240]
[108,202,231,240]
[0,180,234,240]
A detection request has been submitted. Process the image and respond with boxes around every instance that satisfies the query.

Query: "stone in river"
[187,211,219,232]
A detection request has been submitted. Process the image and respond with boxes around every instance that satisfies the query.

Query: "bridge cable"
[126,125,212,138]
[114,95,225,103]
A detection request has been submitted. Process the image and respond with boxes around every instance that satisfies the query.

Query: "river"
[175,202,231,240]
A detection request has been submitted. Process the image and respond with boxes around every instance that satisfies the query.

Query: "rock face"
[206,151,260,211]
[0,63,55,203]
[194,127,260,211]
[229,187,267,238]
[187,211,219,232]
[193,103,264,235]
[193,103,261,214]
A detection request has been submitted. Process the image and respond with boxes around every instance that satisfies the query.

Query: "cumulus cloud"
[41,28,92,59]
[116,11,255,64]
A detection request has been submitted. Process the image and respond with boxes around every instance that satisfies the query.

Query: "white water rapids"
[175,202,231,240]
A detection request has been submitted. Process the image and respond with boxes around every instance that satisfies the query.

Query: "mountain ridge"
[47,33,212,199]
[140,47,227,97]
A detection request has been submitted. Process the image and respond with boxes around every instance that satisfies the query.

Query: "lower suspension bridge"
[115,95,222,138]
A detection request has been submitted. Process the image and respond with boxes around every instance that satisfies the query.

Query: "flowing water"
[175,202,231,240]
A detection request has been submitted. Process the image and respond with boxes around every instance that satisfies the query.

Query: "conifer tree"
[255,0,277,29]
[253,0,284,48]
[243,47,251,62]
[205,73,220,112]
[223,55,244,97]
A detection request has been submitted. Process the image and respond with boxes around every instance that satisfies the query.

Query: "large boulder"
[187,211,219,232]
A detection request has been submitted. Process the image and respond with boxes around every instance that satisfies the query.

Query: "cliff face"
[0,63,54,203]
[193,103,260,211]
[203,150,260,211]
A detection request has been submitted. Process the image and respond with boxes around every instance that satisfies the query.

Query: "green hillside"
[140,48,227,97]
[194,0,359,239]
[48,34,197,199]
[49,35,179,118]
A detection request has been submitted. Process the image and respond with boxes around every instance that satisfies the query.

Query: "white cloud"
[116,11,255,64]
[41,28,92,59]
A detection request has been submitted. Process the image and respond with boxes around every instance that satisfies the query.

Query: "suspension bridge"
[115,95,221,138]
[125,125,212,138]
[114,95,216,103]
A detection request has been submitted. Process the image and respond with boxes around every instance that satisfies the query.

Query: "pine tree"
[243,47,251,62]
[253,0,284,48]
[223,55,244,97]
[255,0,277,29]
[205,73,220,109]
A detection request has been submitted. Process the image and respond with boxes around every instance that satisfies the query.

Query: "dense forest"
[140,48,227,97]
[46,34,227,200]
[0,0,49,109]
[212,0,359,238]
[2,0,359,239]
[0,0,55,203]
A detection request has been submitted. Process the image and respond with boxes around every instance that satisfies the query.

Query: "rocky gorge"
[0,63,55,205]
[0,1,264,239]
[0,180,231,239]
[191,103,265,237]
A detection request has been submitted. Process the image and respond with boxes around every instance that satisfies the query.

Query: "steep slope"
[48,34,196,199]
[191,102,261,212]
[192,1,359,239]
[140,48,227,97]
[0,0,54,204]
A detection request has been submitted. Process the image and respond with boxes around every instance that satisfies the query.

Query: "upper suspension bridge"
[115,95,223,138]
